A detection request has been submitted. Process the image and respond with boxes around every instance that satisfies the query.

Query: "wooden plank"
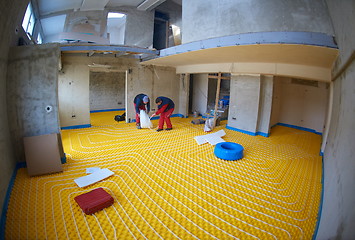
[213,72,222,128]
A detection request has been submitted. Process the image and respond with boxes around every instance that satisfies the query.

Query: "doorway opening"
[188,73,230,119]
[153,11,169,50]
[89,70,126,125]
[107,12,126,45]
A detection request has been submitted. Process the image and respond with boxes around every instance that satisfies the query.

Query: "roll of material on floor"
[214,142,244,160]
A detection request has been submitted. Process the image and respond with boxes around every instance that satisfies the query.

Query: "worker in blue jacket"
[151,96,175,131]
[133,94,150,129]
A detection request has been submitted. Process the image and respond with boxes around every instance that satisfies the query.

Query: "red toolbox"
[74,188,114,215]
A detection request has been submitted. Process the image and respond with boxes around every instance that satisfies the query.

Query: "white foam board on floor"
[207,136,225,145]
[86,167,101,174]
[75,168,114,188]
[194,129,226,145]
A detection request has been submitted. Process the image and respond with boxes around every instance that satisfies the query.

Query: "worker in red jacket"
[151,96,175,131]
[133,93,150,129]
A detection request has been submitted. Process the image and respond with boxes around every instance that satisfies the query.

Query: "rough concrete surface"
[316,0,355,239]
[90,72,126,111]
[7,44,60,162]
[182,0,334,43]
[0,0,28,220]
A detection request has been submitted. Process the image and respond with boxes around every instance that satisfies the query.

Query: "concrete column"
[178,74,190,117]
[256,75,274,136]
[227,74,261,135]
[58,64,90,128]
[191,74,209,115]
[7,44,61,161]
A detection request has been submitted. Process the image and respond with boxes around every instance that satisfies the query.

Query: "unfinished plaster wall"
[89,71,126,111]
[149,65,180,114]
[7,44,61,162]
[126,65,154,121]
[0,0,28,222]
[278,77,328,133]
[191,74,208,116]
[125,9,154,48]
[316,0,355,239]
[117,64,180,121]
[182,0,334,43]
[58,56,179,127]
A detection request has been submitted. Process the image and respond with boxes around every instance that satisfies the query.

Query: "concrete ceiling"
[37,0,181,16]
[35,0,181,42]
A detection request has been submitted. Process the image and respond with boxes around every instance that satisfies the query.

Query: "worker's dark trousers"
[158,108,174,129]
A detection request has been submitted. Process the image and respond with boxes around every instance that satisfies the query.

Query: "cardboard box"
[23,133,63,176]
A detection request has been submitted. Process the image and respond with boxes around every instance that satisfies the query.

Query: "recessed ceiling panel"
[40,15,66,38]
[106,0,145,8]
[80,0,110,11]
[37,0,83,16]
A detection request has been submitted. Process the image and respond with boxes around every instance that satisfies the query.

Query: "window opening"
[22,3,35,37]
[107,12,126,45]
[37,33,42,44]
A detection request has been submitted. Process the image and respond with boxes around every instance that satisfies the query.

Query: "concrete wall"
[277,77,329,133]
[149,65,180,114]
[0,0,28,221]
[182,0,334,43]
[89,71,126,111]
[7,44,61,162]
[113,7,154,48]
[191,74,209,115]
[58,55,180,127]
[316,0,355,239]
[125,64,181,119]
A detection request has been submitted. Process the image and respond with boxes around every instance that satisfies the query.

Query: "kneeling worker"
[151,96,175,132]
[134,93,150,129]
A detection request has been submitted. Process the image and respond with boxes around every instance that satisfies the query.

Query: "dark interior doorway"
[153,11,169,50]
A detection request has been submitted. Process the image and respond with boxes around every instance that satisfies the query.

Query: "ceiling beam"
[137,0,166,11]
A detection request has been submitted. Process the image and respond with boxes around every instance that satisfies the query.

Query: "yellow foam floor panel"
[6,112,323,239]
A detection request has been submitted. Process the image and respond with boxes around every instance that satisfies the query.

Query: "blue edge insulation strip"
[90,108,125,113]
[1,117,325,239]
